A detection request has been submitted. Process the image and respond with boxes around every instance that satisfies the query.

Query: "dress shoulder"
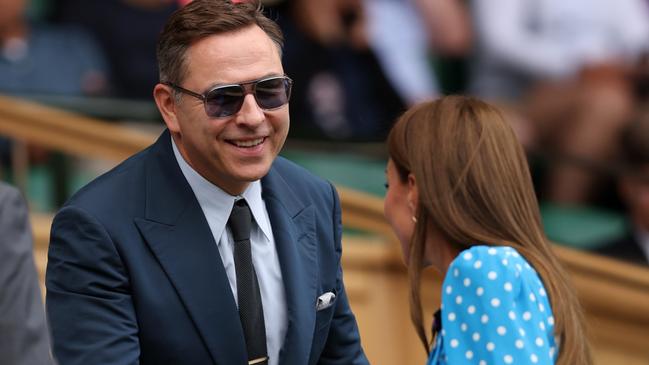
[436,245,558,364]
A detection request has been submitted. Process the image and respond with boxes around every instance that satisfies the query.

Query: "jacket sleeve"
[315,183,369,365]
[0,185,54,365]
[46,206,140,365]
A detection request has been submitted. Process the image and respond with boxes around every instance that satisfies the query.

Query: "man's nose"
[235,93,265,126]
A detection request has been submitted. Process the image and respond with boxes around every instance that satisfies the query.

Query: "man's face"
[165,25,289,195]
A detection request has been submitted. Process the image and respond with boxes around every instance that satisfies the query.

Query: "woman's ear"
[153,83,181,133]
[407,173,419,215]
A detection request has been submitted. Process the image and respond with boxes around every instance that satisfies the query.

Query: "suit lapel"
[134,131,247,365]
[262,164,318,365]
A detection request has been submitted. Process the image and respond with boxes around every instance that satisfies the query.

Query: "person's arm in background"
[0,183,54,365]
[290,0,366,48]
[414,0,472,56]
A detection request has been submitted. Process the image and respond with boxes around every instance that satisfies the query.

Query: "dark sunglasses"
[164,75,293,118]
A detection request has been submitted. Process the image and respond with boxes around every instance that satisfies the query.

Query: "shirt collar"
[171,136,272,243]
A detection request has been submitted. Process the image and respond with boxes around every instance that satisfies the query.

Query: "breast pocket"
[315,289,337,331]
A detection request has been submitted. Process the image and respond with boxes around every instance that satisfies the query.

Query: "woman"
[384,96,591,364]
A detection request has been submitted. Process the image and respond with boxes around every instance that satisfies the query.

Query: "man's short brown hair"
[157,0,284,85]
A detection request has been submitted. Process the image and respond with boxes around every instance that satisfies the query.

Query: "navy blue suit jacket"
[46,130,368,365]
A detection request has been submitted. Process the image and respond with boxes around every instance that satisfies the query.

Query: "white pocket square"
[316,291,336,311]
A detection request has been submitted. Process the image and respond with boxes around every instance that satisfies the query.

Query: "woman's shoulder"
[439,246,557,364]
[442,245,545,301]
[447,245,530,279]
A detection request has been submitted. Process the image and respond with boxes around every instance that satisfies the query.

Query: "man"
[0,182,53,365]
[46,1,368,364]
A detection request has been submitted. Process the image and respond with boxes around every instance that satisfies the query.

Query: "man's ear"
[407,173,419,215]
[153,83,181,133]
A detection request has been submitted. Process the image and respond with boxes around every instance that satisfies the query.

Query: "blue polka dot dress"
[427,246,558,365]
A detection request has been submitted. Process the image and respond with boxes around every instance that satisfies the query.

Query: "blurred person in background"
[53,0,180,99]
[364,0,471,104]
[268,0,404,140]
[0,0,109,177]
[267,0,471,141]
[0,0,108,96]
[384,96,591,364]
[0,182,54,365]
[469,0,649,205]
[594,108,649,266]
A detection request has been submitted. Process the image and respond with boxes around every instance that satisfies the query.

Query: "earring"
[408,201,417,223]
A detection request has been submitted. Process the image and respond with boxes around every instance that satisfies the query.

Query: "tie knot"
[228,199,252,242]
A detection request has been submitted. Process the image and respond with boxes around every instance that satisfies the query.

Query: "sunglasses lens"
[205,86,244,117]
[255,77,291,109]
[202,77,292,117]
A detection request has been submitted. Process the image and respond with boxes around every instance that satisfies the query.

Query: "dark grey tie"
[228,199,268,365]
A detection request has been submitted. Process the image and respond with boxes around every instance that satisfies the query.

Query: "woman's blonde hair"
[387,95,591,365]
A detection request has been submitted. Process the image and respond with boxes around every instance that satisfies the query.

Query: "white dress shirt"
[172,137,287,365]
[470,0,649,99]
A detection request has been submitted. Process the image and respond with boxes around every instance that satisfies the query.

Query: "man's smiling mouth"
[228,137,266,148]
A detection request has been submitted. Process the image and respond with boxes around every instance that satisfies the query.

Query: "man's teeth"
[233,138,264,147]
